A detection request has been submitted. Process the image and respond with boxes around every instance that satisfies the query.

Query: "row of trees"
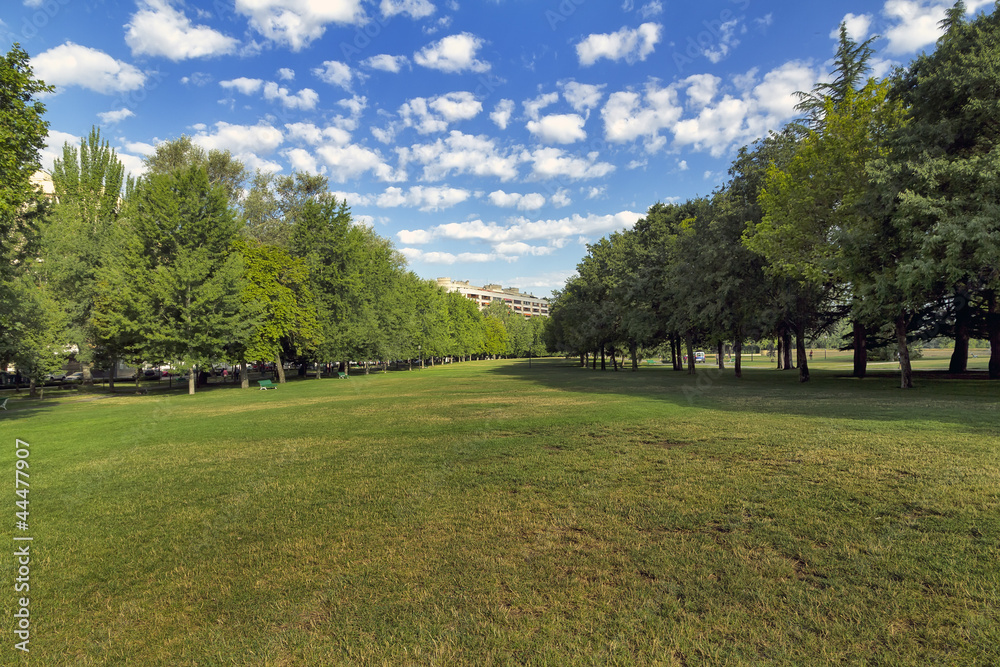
[0,44,548,396]
[547,3,1000,387]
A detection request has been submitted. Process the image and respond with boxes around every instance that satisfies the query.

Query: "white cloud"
[414,32,490,73]
[560,81,606,114]
[283,147,321,174]
[191,122,285,165]
[638,1,663,18]
[835,12,873,41]
[399,92,482,134]
[381,0,435,19]
[550,189,572,208]
[522,147,615,180]
[263,82,319,110]
[330,191,376,207]
[526,114,587,144]
[398,229,435,244]
[702,19,740,64]
[399,248,498,264]
[277,67,295,80]
[398,131,521,181]
[490,99,515,129]
[316,143,395,182]
[523,92,559,121]
[125,0,238,60]
[602,82,683,148]
[284,121,351,146]
[235,0,366,51]
[377,185,471,211]
[428,210,642,244]
[684,74,721,109]
[312,60,352,90]
[488,190,547,211]
[363,54,409,72]
[97,108,135,124]
[577,23,661,66]
[220,77,264,95]
[31,42,146,94]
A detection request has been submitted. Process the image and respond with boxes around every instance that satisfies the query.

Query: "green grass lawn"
[2,359,998,665]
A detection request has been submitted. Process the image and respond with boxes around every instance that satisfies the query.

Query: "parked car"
[65,372,84,382]
[695,351,706,363]
[46,372,67,381]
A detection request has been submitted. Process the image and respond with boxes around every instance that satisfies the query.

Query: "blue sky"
[2,0,990,298]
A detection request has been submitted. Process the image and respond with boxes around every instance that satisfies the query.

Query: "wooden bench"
[257,379,276,390]
[337,372,349,379]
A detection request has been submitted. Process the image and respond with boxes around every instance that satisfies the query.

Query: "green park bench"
[257,379,276,390]
[337,372,349,379]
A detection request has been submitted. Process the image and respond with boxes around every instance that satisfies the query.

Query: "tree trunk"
[988,291,1000,380]
[240,360,249,389]
[108,357,116,390]
[776,331,784,370]
[600,345,606,371]
[29,377,38,399]
[782,328,793,371]
[82,362,93,386]
[630,341,638,371]
[852,319,867,379]
[896,312,914,388]
[580,353,586,367]
[795,323,810,383]
[275,354,287,384]
[188,364,197,395]
[734,337,743,379]
[674,334,684,371]
[949,292,971,374]
[717,341,725,370]
[685,332,696,375]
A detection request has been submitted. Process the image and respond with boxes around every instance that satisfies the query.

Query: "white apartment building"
[436,278,550,318]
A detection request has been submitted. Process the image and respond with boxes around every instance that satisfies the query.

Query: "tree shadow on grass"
[486,358,1000,436]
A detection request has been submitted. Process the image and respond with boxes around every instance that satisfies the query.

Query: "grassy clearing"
[2,359,999,665]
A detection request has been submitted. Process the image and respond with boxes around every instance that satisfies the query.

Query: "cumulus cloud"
[399,248,498,264]
[490,99,515,129]
[409,210,642,246]
[97,108,135,124]
[312,60,353,90]
[526,114,587,144]
[277,67,295,80]
[879,0,991,54]
[284,121,351,146]
[316,143,396,182]
[381,0,435,19]
[377,185,471,211]
[600,61,818,156]
[398,131,521,181]
[363,54,409,72]
[487,190,547,211]
[560,81,606,114]
[399,92,482,134]
[235,0,365,51]
[522,147,615,180]
[32,42,146,94]
[263,82,319,110]
[835,12,873,41]
[126,0,238,60]
[414,32,490,73]
[523,92,559,121]
[220,77,264,95]
[577,23,661,66]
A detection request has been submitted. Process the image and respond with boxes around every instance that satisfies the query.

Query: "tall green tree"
[132,166,245,394]
[0,44,52,372]
[886,3,1000,379]
[44,127,127,382]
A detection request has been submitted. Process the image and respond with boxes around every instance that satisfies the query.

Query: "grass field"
[2,356,998,665]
